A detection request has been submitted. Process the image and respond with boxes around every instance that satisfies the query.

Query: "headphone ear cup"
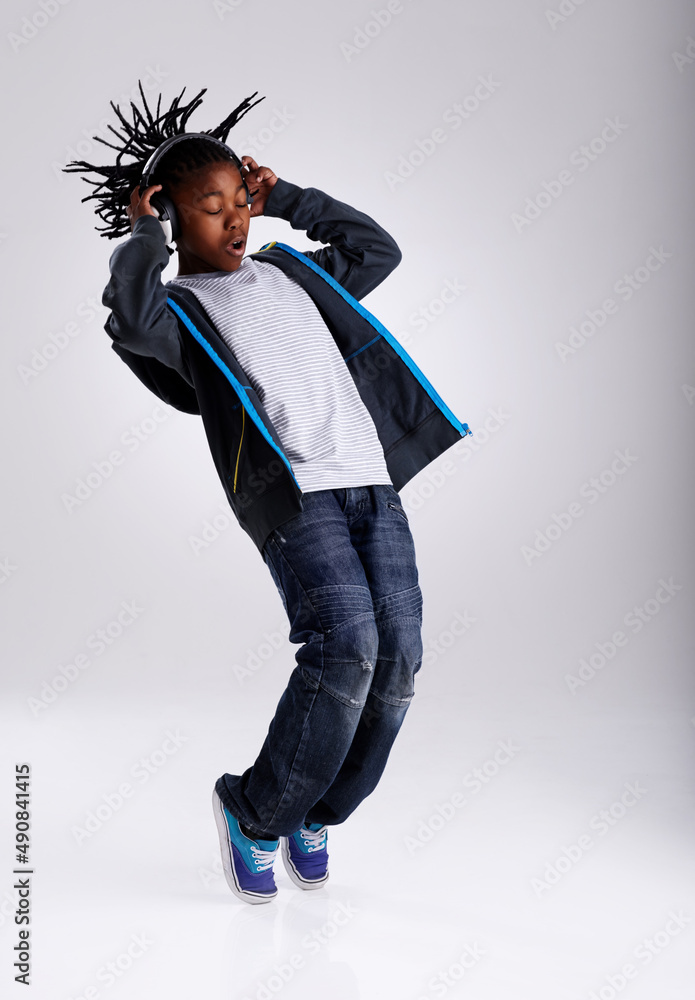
[149,191,180,244]
[232,152,252,206]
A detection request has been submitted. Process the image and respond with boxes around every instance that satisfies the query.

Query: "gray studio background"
[1,1,694,998]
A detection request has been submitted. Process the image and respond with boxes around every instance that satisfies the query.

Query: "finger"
[141,183,162,205]
[256,167,275,184]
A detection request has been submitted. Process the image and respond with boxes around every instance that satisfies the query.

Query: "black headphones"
[138,133,252,245]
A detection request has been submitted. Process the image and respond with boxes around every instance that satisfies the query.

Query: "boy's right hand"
[126,183,162,230]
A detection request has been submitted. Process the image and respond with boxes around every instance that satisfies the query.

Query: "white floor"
[3,680,693,1000]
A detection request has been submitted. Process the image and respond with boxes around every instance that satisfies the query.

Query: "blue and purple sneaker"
[281,823,329,889]
[212,788,279,904]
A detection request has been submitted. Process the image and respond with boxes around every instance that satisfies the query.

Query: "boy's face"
[173,160,250,275]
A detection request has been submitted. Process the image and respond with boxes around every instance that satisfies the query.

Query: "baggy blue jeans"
[215,484,424,838]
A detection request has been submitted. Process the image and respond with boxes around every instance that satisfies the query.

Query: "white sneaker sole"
[281,836,329,890]
[211,788,277,905]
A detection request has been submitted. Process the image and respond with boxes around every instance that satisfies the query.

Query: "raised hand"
[240,156,278,217]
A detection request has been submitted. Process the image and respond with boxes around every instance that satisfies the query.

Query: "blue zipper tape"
[166,297,301,488]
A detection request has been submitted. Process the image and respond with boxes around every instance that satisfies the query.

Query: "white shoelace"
[251,844,279,872]
[300,826,327,852]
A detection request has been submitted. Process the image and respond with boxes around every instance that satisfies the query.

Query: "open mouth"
[225,237,245,256]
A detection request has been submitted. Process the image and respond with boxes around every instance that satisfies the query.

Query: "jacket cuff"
[132,214,167,239]
[262,177,304,220]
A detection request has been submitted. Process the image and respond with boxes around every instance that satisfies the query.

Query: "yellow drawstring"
[233,407,245,493]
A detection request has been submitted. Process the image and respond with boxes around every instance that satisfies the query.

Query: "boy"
[65,86,470,905]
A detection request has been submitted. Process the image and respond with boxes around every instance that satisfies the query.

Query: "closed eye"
[206,205,247,215]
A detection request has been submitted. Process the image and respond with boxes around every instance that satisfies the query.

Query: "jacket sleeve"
[262,178,402,300]
[101,214,192,382]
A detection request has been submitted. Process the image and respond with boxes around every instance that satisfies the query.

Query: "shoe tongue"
[304,823,323,832]
[256,836,279,850]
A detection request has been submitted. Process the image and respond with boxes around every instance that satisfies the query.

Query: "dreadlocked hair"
[62,82,264,239]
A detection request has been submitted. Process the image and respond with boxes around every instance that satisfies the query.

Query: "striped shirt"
[170,258,392,493]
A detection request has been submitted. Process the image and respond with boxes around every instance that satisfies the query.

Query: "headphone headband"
[140,132,243,188]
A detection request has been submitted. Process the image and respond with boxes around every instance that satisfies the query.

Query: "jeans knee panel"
[370,615,423,706]
[300,613,379,709]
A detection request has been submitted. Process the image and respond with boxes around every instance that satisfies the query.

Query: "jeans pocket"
[386,500,409,524]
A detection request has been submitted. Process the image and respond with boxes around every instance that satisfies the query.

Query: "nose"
[223,200,244,229]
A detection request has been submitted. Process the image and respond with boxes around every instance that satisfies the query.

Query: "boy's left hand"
[241,156,277,217]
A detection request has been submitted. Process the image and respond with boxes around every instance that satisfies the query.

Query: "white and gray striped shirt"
[170,258,392,493]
